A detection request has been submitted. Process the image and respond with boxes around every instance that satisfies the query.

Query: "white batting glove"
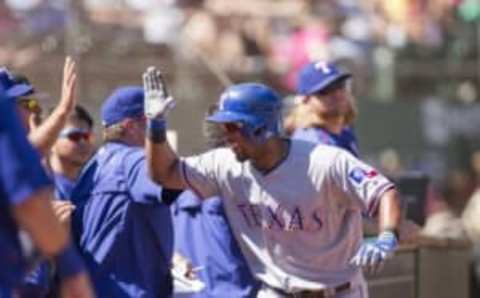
[142,66,175,120]
[350,230,398,274]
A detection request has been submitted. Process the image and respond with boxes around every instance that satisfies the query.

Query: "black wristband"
[55,242,85,279]
[146,119,167,143]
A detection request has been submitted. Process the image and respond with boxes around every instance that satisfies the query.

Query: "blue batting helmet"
[207,83,282,142]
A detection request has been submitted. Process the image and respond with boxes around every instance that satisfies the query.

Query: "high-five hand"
[58,56,77,115]
[143,66,175,120]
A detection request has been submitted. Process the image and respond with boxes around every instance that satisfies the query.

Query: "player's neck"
[49,154,82,180]
[250,138,289,174]
[322,118,344,134]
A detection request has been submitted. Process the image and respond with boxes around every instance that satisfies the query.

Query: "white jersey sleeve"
[179,148,231,199]
[330,150,394,217]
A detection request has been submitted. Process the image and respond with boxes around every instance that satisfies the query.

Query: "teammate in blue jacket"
[172,105,259,298]
[290,60,359,157]
[50,105,95,200]
[18,105,96,298]
[69,86,180,297]
[0,89,93,298]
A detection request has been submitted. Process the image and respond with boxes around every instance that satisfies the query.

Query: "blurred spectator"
[270,15,331,91]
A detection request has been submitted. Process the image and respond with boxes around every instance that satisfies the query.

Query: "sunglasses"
[18,97,42,113]
[220,122,244,134]
[314,79,347,96]
[59,128,92,142]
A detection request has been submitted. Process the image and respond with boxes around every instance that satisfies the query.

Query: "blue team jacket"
[0,97,51,294]
[172,191,259,298]
[70,142,176,298]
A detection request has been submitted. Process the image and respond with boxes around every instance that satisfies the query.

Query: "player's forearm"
[12,187,69,256]
[13,188,89,287]
[377,188,402,234]
[28,108,69,156]
[146,138,185,189]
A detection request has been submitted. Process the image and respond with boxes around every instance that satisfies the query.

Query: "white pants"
[256,282,369,298]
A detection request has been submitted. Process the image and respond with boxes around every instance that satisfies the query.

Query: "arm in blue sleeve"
[124,149,181,204]
[0,99,51,206]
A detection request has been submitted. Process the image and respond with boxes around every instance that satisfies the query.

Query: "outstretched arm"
[144,66,186,189]
[351,188,402,274]
[29,56,77,156]
[378,188,402,234]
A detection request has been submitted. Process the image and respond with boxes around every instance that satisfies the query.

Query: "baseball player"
[17,105,96,297]
[171,104,259,298]
[289,60,359,157]
[68,86,180,297]
[143,67,401,298]
[0,88,93,298]
[49,105,95,200]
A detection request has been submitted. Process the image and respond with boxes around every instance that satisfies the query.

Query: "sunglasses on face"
[220,122,244,134]
[18,97,42,113]
[59,128,92,143]
[314,80,347,97]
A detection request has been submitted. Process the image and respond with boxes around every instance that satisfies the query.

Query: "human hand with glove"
[350,230,398,274]
[143,66,175,143]
[143,66,175,120]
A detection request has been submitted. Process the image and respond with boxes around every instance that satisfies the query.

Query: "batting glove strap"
[54,242,85,279]
[376,230,398,252]
[146,119,167,143]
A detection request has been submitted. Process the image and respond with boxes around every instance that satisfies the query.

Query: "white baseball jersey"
[180,139,394,291]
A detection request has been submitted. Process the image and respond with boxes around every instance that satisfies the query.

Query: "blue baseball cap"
[101,86,144,127]
[297,61,351,95]
[0,67,34,98]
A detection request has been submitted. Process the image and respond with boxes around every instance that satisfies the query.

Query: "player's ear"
[121,119,133,130]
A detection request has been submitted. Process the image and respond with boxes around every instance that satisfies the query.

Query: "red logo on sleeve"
[349,168,378,184]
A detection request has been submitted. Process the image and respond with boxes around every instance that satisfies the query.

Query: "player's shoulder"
[96,142,146,170]
[292,127,334,145]
[186,147,240,172]
[291,138,343,158]
[197,147,237,161]
[291,139,349,172]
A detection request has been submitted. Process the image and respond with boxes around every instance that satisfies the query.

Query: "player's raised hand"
[143,66,175,120]
[350,230,398,274]
[57,56,77,115]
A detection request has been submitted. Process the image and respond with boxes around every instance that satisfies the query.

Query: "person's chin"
[235,154,248,162]
[230,148,247,162]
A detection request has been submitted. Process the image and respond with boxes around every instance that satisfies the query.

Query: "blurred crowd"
[1,0,479,203]
[1,0,480,95]
[1,0,480,294]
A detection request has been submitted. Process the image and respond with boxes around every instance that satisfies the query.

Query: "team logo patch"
[314,61,331,74]
[349,167,378,184]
